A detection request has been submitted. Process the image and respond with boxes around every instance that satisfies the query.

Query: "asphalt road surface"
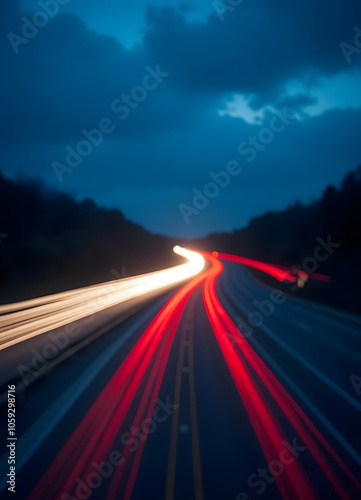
[0,252,360,500]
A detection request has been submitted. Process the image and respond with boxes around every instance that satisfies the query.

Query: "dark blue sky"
[2,0,361,237]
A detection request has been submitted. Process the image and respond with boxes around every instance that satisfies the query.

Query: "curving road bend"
[0,248,360,499]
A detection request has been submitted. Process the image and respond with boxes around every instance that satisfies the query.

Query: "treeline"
[1,167,360,313]
[0,172,178,303]
[193,166,361,313]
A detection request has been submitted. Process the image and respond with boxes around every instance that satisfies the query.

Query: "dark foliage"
[1,167,360,313]
[193,166,361,314]
[0,172,178,302]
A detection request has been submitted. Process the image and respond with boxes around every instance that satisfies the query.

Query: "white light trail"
[0,247,204,350]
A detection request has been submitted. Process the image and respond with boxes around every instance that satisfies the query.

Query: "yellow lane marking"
[188,309,204,500]
[165,318,187,500]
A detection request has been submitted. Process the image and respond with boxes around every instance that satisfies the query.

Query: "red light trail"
[201,251,360,499]
[218,253,331,283]
[28,249,358,500]
[29,252,212,500]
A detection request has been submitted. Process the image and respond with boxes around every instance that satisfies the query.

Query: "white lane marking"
[249,334,361,466]
[0,302,162,493]
[220,289,361,466]
[224,287,361,413]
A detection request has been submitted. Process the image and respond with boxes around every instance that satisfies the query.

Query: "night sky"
[2,0,361,237]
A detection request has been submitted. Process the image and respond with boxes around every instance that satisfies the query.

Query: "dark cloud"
[144,1,361,106]
[275,94,318,117]
[2,0,361,147]
[1,0,361,237]
[2,11,149,146]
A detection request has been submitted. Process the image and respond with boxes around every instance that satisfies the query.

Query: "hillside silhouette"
[0,171,178,303]
[1,167,360,313]
[194,166,361,314]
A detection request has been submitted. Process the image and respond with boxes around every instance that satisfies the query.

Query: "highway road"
[0,248,360,499]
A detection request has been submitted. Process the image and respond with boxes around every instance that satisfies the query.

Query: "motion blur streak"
[110,310,183,500]
[0,246,204,350]
[218,252,297,282]
[29,251,213,500]
[201,253,316,500]
[27,248,350,499]
[274,264,331,282]
[218,252,330,282]
[201,251,360,499]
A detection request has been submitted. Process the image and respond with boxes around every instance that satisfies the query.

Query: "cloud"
[144,1,361,107]
[1,0,361,237]
[2,0,361,148]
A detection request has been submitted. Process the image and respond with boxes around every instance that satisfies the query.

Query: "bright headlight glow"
[0,247,204,350]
